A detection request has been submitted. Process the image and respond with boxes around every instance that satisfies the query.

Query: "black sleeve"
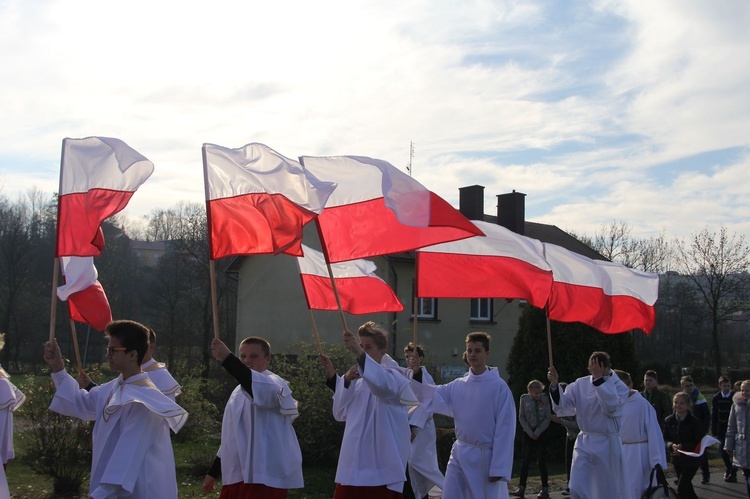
[325,375,337,393]
[356,352,366,372]
[550,384,560,404]
[206,455,221,479]
[412,368,423,383]
[84,381,97,392]
[221,353,253,398]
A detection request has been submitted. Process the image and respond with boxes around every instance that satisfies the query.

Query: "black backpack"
[641,465,679,499]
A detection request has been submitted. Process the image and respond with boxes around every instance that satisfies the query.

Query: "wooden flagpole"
[209,259,220,339]
[69,317,84,374]
[546,310,554,367]
[412,293,419,345]
[49,258,59,342]
[313,219,348,333]
[308,309,323,355]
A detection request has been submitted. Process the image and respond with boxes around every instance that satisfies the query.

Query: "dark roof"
[524,221,608,261]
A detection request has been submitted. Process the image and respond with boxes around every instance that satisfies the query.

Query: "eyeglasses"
[106,347,128,356]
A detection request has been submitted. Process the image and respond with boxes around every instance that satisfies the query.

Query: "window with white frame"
[470,298,492,321]
[414,297,437,319]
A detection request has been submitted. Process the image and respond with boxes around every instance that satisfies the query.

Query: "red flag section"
[416,221,553,308]
[57,137,154,257]
[299,155,482,263]
[203,143,336,259]
[543,242,659,334]
[57,257,112,331]
[297,245,403,315]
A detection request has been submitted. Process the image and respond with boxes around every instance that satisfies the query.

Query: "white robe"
[49,370,187,499]
[0,369,24,499]
[411,367,516,499]
[552,374,629,499]
[141,358,181,400]
[217,369,303,489]
[406,367,445,498]
[332,353,418,493]
[620,391,667,499]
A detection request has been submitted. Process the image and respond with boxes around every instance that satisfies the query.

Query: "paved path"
[517,469,748,498]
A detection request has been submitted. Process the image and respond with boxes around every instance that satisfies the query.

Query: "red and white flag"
[543,243,659,334]
[203,143,336,259]
[298,155,483,263]
[678,435,721,457]
[297,245,403,315]
[57,257,112,331]
[416,221,553,308]
[57,137,154,257]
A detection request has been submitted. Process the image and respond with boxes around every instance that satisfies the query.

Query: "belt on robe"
[577,429,622,497]
[622,440,647,445]
[456,440,493,496]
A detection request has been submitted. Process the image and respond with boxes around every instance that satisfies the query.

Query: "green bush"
[272,341,352,466]
[17,373,92,496]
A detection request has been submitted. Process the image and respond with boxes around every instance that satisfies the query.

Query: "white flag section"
[677,435,720,457]
[296,245,403,315]
[543,242,659,334]
[417,221,553,308]
[58,137,154,257]
[299,155,481,262]
[203,143,336,259]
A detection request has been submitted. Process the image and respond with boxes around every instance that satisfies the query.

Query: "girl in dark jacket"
[664,391,706,499]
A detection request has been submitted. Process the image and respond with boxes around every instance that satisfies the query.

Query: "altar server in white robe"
[140,328,181,400]
[403,343,444,499]
[0,333,25,499]
[613,370,666,499]
[410,332,516,499]
[548,352,629,499]
[44,320,188,499]
[202,336,303,498]
[333,322,419,499]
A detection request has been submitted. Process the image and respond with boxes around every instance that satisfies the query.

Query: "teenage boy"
[410,332,516,499]
[44,320,187,499]
[641,370,671,433]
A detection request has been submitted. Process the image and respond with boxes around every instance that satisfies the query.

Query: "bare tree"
[675,227,750,375]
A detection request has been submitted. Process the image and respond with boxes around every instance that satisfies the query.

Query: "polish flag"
[57,257,113,331]
[416,221,553,308]
[299,155,483,263]
[57,137,154,257]
[678,435,721,457]
[543,243,659,334]
[203,143,336,259]
[297,245,403,315]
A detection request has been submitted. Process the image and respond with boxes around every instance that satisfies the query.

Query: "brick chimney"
[458,185,485,221]
[497,190,526,235]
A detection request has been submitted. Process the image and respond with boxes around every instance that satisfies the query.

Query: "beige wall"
[235,249,523,379]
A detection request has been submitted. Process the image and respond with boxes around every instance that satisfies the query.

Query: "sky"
[1,0,748,242]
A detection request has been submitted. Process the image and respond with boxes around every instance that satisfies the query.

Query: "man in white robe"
[613,370,667,499]
[0,336,25,499]
[548,351,629,499]
[202,336,303,497]
[44,320,188,499]
[333,322,419,498]
[410,332,516,499]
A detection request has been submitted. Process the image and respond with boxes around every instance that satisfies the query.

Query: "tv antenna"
[406,141,415,177]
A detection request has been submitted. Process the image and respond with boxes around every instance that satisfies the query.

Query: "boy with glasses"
[44,320,187,499]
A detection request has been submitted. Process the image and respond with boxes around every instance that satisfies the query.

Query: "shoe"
[701,475,710,484]
[726,471,738,483]
[510,486,525,497]
[561,489,570,497]
[537,488,550,499]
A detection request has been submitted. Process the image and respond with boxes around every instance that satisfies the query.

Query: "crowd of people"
[0,319,745,498]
